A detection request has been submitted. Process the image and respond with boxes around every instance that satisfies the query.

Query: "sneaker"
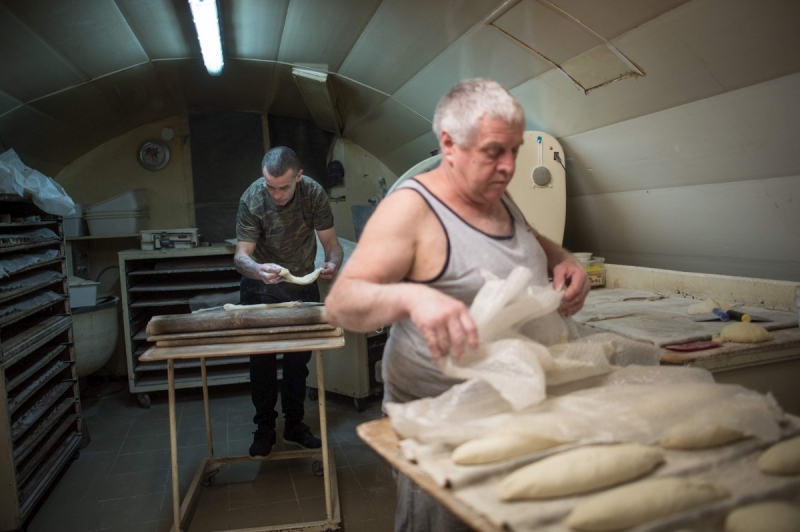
[249,428,276,458]
[282,422,321,449]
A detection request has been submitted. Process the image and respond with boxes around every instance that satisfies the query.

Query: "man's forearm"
[234,253,263,280]
[326,279,411,332]
[325,245,344,270]
[535,232,574,273]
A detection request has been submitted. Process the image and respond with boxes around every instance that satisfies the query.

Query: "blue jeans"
[240,277,320,431]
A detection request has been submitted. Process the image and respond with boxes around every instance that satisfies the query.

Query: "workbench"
[140,334,345,532]
[577,264,800,414]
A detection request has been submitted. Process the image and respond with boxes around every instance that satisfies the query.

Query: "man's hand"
[319,261,338,281]
[408,286,479,360]
[258,263,285,284]
[552,258,590,316]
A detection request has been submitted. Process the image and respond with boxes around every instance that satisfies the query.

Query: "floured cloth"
[573,289,798,346]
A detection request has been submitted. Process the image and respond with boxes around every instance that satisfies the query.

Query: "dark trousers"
[240,277,320,431]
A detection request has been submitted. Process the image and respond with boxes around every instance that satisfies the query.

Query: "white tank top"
[383,178,549,404]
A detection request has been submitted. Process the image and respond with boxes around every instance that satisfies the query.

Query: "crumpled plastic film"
[386,380,517,445]
[389,366,784,449]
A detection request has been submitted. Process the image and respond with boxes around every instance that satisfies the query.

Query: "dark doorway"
[189,111,264,244]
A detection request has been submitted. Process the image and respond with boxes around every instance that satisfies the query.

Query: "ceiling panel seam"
[0,61,152,121]
[329,0,384,72]
[0,4,88,80]
[111,0,153,61]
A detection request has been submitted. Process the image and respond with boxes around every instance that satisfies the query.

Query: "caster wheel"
[70,450,80,462]
[137,393,151,409]
[353,397,366,412]
[201,473,217,487]
[312,460,324,476]
[307,387,318,401]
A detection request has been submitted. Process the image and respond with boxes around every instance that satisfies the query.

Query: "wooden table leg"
[168,359,182,531]
[315,349,332,522]
[201,357,213,458]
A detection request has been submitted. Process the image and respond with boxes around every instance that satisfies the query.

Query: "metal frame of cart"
[140,336,345,532]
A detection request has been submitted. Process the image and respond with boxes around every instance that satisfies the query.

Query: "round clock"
[138,140,170,171]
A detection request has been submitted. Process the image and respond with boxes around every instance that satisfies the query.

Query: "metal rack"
[118,245,246,408]
[0,195,80,532]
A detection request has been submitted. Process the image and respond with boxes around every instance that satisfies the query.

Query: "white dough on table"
[500,444,664,501]
[724,501,800,532]
[566,477,729,531]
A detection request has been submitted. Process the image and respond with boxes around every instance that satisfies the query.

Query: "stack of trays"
[85,189,149,236]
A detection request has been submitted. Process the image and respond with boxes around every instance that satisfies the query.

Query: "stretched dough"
[500,444,663,501]
[713,322,772,344]
[279,267,322,285]
[566,477,729,531]
[757,436,800,475]
[725,501,800,532]
[660,424,747,450]
[452,430,564,465]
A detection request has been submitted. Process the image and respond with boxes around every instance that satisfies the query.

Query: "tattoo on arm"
[234,254,260,278]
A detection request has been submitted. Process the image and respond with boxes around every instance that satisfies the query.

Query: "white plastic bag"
[0,149,75,215]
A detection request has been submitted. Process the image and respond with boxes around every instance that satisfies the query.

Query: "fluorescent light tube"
[188,0,224,75]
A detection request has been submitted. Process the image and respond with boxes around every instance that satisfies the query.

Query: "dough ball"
[452,431,563,465]
[500,444,663,501]
[714,322,772,344]
[566,477,729,531]
[757,436,800,476]
[725,501,800,532]
[688,299,730,315]
[660,424,747,450]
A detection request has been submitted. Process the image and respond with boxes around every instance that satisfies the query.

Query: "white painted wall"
[562,73,800,282]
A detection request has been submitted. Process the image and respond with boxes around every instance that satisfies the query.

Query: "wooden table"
[357,418,501,532]
[140,335,346,532]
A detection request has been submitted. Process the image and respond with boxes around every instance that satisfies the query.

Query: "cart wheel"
[307,387,318,401]
[137,393,151,409]
[353,397,366,412]
[312,460,324,476]
[201,472,217,487]
[70,450,80,462]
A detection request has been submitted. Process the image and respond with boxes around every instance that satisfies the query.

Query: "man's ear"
[440,131,456,161]
[295,169,304,182]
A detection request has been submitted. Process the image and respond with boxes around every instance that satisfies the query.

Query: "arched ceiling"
[1,0,796,178]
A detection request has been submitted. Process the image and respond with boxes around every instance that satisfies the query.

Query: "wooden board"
[155,328,342,347]
[146,323,335,342]
[138,336,345,362]
[357,418,500,532]
[145,306,327,335]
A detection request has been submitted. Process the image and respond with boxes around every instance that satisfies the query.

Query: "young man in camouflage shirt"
[235,146,343,458]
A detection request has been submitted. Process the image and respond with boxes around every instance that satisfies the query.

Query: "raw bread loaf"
[566,477,729,531]
[725,501,800,532]
[757,436,800,475]
[279,267,322,285]
[451,430,563,465]
[500,444,663,501]
[660,424,747,449]
[713,322,772,344]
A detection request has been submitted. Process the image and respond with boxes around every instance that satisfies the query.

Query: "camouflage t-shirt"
[236,176,334,276]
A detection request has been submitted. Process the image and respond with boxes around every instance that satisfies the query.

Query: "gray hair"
[432,78,524,147]
[262,146,300,177]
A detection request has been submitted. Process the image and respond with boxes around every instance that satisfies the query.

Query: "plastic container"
[584,257,605,271]
[86,213,148,236]
[574,252,592,265]
[69,277,100,309]
[583,256,606,288]
[63,203,86,237]
[85,189,147,213]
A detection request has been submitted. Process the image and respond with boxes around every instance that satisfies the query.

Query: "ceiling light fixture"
[188,0,224,76]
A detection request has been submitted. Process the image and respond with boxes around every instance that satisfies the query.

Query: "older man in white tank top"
[326,79,590,532]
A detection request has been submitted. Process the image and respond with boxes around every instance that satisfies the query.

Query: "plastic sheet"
[0,250,59,279]
[0,149,75,215]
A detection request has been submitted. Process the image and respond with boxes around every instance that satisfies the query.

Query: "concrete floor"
[26,379,394,532]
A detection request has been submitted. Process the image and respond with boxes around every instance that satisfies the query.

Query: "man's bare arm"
[317,227,343,280]
[234,240,283,283]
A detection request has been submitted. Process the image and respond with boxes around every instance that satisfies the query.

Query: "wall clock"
[138,140,170,171]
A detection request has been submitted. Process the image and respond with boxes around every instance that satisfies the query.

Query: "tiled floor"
[27,378,395,532]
